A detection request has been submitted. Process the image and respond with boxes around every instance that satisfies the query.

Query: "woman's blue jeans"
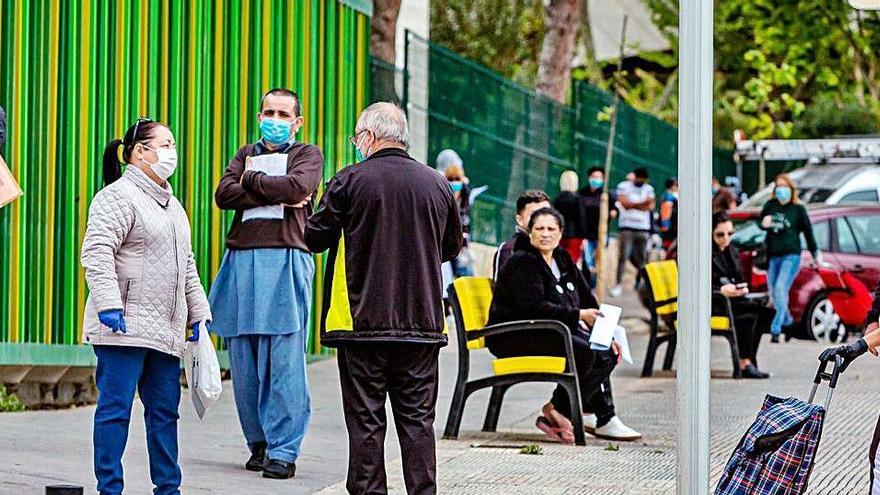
[93,345,182,495]
[766,254,801,336]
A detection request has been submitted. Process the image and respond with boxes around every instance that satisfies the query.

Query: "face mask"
[143,145,178,180]
[775,186,792,204]
[589,178,604,189]
[355,132,371,162]
[449,181,463,193]
[260,117,293,146]
[633,180,645,188]
[712,187,720,195]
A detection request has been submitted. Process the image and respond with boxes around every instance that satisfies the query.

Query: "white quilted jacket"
[81,166,212,357]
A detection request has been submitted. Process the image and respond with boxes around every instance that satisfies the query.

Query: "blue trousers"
[226,332,311,463]
[93,345,181,495]
[767,254,801,336]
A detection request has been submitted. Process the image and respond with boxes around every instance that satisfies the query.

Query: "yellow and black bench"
[442,277,586,445]
[641,260,742,378]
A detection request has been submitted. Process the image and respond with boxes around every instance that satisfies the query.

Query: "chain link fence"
[399,32,737,245]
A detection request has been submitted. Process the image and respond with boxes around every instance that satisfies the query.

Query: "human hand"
[284,194,313,208]
[720,284,744,298]
[865,322,880,356]
[188,321,212,342]
[818,338,868,373]
[241,157,253,184]
[761,215,772,229]
[611,340,622,365]
[98,309,127,334]
[580,308,603,327]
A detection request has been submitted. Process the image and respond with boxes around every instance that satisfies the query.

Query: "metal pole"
[595,15,627,301]
[677,0,712,493]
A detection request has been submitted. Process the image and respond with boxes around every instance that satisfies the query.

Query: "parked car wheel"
[805,293,846,343]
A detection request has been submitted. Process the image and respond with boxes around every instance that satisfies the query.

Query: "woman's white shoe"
[591,416,642,441]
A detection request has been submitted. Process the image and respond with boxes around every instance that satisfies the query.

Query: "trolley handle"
[808,354,843,411]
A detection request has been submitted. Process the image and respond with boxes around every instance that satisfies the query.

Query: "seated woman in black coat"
[487,207,641,443]
[712,211,773,379]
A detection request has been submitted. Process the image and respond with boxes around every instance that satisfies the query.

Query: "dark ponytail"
[102,139,124,185]
[100,118,164,187]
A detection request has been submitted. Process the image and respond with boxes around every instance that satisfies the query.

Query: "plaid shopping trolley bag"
[715,355,844,495]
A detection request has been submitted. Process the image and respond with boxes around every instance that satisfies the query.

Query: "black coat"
[305,148,463,346]
[553,191,584,239]
[488,235,598,345]
[712,244,745,289]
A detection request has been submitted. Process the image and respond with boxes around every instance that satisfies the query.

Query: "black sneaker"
[262,459,296,479]
[741,363,770,379]
[245,442,267,472]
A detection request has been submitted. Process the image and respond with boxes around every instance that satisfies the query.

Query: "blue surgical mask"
[449,181,463,193]
[775,186,792,204]
[355,148,366,162]
[260,117,293,146]
[589,178,604,190]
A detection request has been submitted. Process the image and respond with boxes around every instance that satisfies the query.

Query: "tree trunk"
[371,0,402,64]
[536,0,584,103]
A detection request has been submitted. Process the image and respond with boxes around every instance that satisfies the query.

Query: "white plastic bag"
[183,320,222,419]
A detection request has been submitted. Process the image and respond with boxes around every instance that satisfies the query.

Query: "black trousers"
[487,329,617,426]
[337,342,441,495]
[728,297,773,364]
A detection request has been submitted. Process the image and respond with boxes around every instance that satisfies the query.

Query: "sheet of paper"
[242,154,287,222]
[613,325,633,365]
[589,304,621,348]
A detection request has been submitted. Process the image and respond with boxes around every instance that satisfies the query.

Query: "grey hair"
[356,102,409,146]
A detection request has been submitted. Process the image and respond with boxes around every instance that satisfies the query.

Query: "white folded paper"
[589,304,621,348]
[613,325,633,365]
[242,154,287,222]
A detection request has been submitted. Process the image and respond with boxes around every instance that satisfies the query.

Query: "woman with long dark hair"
[81,118,212,495]
[712,212,773,378]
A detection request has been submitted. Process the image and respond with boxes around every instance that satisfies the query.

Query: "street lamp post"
[677,0,713,493]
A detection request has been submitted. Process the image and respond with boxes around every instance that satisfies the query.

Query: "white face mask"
[143,146,178,180]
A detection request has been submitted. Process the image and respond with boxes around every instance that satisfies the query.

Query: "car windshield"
[731,220,766,249]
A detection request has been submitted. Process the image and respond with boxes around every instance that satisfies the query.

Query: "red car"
[731,205,880,341]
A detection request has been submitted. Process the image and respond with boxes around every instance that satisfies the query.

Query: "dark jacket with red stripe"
[304,148,463,347]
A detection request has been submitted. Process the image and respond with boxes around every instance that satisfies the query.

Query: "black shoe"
[262,459,296,479]
[741,364,770,379]
[771,334,780,343]
[245,442,267,472]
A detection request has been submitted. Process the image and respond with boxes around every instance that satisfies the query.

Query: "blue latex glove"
[188,321,211,342]
[98,309,126,334]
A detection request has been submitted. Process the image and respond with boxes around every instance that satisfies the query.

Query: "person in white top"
[611,167,655,297]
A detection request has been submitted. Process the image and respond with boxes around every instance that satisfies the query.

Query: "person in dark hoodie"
[305,102,462,495]
[487,207,641,443]
[712,212,773,379]
[577,167,615,287]
[553,170,586,266]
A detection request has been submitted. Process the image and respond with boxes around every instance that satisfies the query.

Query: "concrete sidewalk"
[2,294,877,494]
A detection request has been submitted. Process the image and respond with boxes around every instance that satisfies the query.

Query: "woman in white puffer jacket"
[81,118,211,495]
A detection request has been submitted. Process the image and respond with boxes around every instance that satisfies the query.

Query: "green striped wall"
[0,0,369,362]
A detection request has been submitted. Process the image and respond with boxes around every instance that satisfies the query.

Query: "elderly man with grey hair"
[306,102,462,495]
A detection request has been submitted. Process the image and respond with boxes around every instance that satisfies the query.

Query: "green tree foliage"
[645,0,880,142]
[431,0,545,86]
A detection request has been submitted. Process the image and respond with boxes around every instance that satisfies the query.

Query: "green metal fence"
[0,0,370,365]
[409,33,736,245]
